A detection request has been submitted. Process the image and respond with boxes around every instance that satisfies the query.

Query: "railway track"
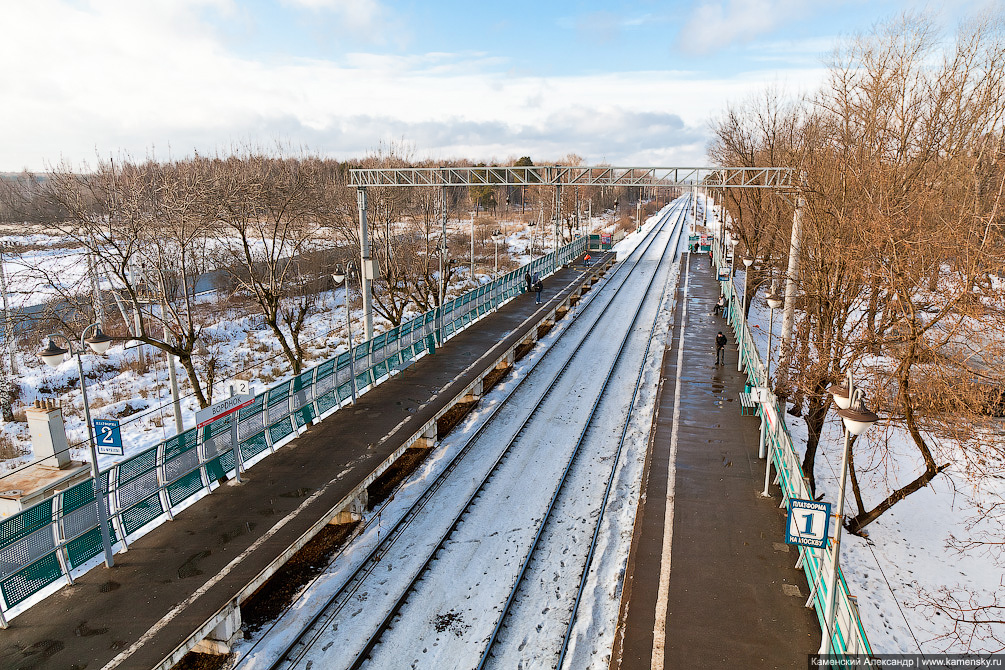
[236,197,689,670]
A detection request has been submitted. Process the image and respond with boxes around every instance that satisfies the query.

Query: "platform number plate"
[93,418,124,457]
[785,499,832,548]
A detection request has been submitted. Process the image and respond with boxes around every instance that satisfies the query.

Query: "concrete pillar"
[496,351,515,369]
[412,423,438,450]
[331,490,368,524]
[463,379,483,402]
[26,400,71,469]
[192,607,242,655]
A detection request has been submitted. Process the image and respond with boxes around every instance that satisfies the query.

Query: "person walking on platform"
[584,253,592,266]
[534,277,544,304]
[525,271,533,293]
[715,331,728,365]
[713,294,726,317]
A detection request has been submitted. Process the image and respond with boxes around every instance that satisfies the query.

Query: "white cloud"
[280,0,388,37]
[676,0,810,55]
[0,0,828,171]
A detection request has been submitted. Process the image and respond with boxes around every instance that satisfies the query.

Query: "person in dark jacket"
[534,278,544,304]
[525,272,533,293]
[715,331,727,365]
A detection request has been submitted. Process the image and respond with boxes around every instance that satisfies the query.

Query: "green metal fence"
[712,241,872,655]
[0,237,587,622]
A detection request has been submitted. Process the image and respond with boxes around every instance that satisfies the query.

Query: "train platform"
[0,254,611,670]
[611,251,819,669]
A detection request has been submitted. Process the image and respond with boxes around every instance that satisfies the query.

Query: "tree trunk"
[801,397,828,495]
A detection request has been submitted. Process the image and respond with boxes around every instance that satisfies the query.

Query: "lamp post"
[820,370,879,655]
[39,322,116,568]
[331,264,358,405]
[491,230,502,275]
[738,255,755,372]
[765,285,783,385]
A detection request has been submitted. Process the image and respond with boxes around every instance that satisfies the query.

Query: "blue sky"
[0,0,994,171]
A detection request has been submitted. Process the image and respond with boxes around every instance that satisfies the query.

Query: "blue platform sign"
[93,418,124,457]
[785,498,832,548]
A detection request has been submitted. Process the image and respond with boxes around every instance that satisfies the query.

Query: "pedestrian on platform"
[713,294,726,317]
[534,278,544,304]
[708,249,713,267]
[715,331,727,365]
[525,271,532,293]
[584,253,592,266]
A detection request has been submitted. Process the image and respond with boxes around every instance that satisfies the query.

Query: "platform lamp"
[331,264,358,405]
[820,370,879,655]
[38,323,116,568]
[765,285,783,385]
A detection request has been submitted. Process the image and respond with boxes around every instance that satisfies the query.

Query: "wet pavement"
[612,251,818,670]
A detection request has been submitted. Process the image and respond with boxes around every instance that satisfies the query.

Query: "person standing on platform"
[525,271,532,293]
[534,278,544,304]
[715,331,728,365]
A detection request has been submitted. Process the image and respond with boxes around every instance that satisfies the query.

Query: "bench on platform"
[739,391,757,416]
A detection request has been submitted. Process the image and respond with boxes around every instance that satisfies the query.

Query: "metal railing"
[0,237,588,623]
[712,242,871,655]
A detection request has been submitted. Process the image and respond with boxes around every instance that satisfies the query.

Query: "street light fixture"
[331,264,358,405]
[38,322,116,568]
[820,369,880,655]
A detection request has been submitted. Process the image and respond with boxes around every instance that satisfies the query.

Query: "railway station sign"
[93,418,123,456]
[785,498,832,548]
[195,394,254,428]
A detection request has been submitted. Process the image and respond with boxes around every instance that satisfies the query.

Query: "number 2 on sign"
[99,424,115,444]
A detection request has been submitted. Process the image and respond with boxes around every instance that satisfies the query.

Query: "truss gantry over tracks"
[348,165,793,189]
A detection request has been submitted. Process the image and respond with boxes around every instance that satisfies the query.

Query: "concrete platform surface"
[612,251,818,670]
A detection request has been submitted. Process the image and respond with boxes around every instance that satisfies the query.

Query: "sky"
[0,0,994,172]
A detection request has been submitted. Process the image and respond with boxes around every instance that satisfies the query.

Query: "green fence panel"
[294,403,316,428]
[66,526,106,569]
[267,417,294,445]
[0,500,52,553]
[240,431,270,461]
[1,553,62,606]
[163,427,199,462]
[205,451,236,482]
[317,388,339,414]
[166,470,204,507]
[121,492,164,536]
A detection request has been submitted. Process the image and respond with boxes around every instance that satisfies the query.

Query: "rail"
[0,237,587,624]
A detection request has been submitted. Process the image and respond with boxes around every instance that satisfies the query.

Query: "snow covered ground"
[735,248,1004,653]
[0,211,623,472]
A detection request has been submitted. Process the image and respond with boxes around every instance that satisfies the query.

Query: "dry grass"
[0,434,27,460]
